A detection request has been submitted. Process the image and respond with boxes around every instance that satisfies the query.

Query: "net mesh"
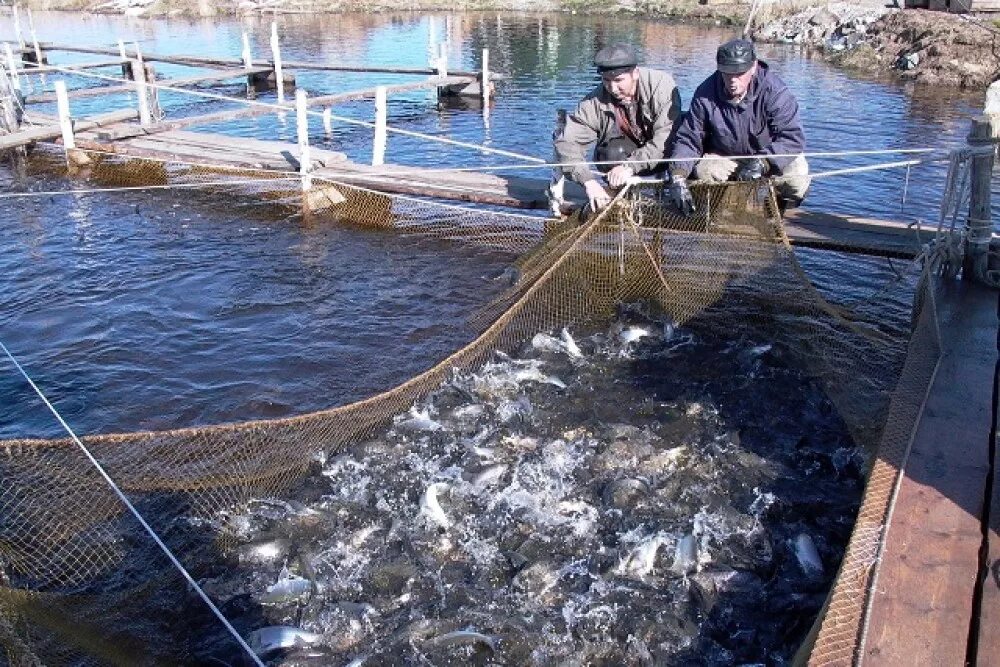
[0,146,945,665]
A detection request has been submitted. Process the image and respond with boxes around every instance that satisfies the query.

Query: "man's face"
[720,61,758,100]
[601,67,640,103]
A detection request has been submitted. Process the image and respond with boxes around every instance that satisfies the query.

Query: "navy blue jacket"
[670,62,805,177]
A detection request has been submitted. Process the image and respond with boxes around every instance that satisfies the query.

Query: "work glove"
[668,174,695,216]
[584,179,612,212]
[734,157,769,181]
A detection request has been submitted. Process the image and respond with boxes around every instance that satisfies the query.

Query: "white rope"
[0,340,265,667]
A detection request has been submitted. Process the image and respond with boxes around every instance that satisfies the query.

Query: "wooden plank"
[91,76,472,137]
[974,297,1000,665]
[0,108,138,150]
[863,283,999,664]
[783,209,927,258]
[26,68,272,104]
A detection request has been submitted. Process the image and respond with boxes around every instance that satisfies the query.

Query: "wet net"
[0,146,945,665]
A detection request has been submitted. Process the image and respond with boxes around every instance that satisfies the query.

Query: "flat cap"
[594,43,638,74]
[716,38,756,74]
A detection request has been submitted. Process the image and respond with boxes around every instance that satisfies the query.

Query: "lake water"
[0,10,984,438]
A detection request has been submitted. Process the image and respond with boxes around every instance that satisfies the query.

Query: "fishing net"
[0,146,947,665]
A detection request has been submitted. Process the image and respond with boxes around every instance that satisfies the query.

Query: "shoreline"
[8,2,997,90]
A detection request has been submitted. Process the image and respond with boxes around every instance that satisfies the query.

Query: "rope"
[0,340,265,667]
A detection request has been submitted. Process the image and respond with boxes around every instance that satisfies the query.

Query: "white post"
[295,88,311,192]
[436,42,447,78]
[427,16,437,67]
[241,32,253,71]
[133,41,144,67]
[372,85,387,167]
[322,106,332,136]
[12,6,24,49]
[132,58,151,126]
[4,44,21,93]
[54,80,75,154]
[118,39,127,62]
[270,21,284,104]
[481,47,490,107]
[26,9,41,69]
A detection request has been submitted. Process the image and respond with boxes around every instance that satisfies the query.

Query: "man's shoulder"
[757,62,794,97]
[638,66,676,85]
[689,74,720,105]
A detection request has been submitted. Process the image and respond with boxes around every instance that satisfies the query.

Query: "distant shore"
[9,1,997,90]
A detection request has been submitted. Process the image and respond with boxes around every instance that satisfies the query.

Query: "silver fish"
[560,327,583,359]
[425,629,499,651]
[794,533,823,575]
[619,326,651,344]
[420,482,452,530]
[235,538,291,566]
[257,572,314,604]
[621,533,667,577]
[531,332,566,354]
[670,533,699,575]
[471,463,508,489]
[398,406,443,431]
[247,625,323,656]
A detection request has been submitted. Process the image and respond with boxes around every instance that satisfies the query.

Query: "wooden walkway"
[859,281,999,665]
[51,126,927,258]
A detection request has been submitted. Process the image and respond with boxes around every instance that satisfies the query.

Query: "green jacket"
[553,67,682,185]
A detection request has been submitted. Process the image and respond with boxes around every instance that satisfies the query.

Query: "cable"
[0,340,265,667]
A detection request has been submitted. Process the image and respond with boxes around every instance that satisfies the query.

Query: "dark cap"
[716,38,756,74]
[594,43,638,75]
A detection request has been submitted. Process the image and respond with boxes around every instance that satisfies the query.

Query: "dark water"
[1,11,981,438]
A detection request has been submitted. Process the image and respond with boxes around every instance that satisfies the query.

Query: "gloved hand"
[606,165,634,189]
[734,157,769,181]
[668,174,695,216]
[584,179,612,211]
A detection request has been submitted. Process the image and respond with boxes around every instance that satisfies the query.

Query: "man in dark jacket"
[552,43,682,212]
[667,38,810,216]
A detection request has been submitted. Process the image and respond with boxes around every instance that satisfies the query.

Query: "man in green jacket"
[551,43,682,212]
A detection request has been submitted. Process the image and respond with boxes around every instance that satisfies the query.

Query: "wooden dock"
[854,281,999,665]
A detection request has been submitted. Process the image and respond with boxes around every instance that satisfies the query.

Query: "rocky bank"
[754,4,999,89]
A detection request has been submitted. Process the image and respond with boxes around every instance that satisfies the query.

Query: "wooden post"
[241,32,253,71]
[270,22,284,104]
[322,106,332,136]
[436,42,448,78]
[481,47,490,107]
[295,88,311,192]
[12,6,25,49]
[118,39,127,61]
[0,64,20,136]
[372,85,387,167]
[428,16,437,66]
[54,81,74,151]
[964,115,999,285]
[132,58,151,126]
[3,44,21,94]
[25,9,42,68]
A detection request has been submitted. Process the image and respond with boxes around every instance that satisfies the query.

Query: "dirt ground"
[839,10,999,88]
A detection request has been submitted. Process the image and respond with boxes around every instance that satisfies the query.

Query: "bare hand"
[584,180,612,211]
[606,165,634,188]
